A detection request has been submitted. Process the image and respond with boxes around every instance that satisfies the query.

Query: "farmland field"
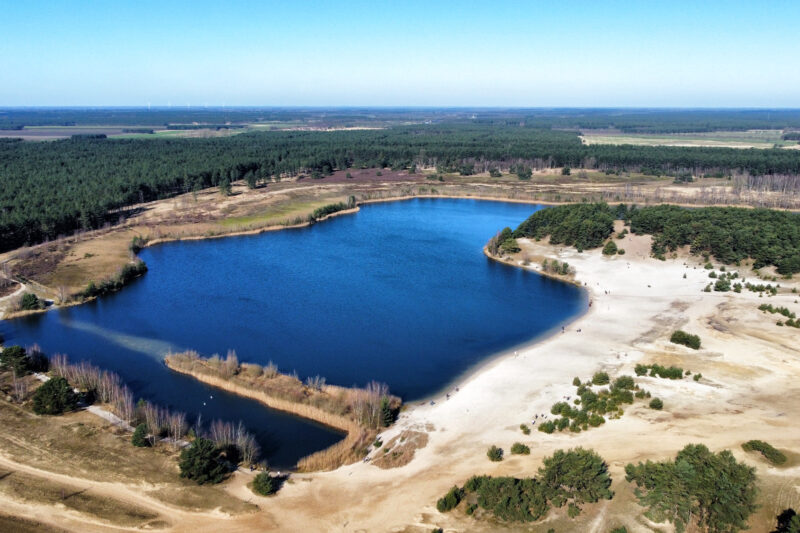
[581,129,797,149]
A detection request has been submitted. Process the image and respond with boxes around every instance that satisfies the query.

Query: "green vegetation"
[82,260,148,299]
[32,377,78,415]
[759,303,800,327]
[436,486,464,512]
[542,372,654,434]
[513,203,800,274]
[773,509,800,532]
[438,448,612,523]
[741,439,787,465]
[19,292,45,310]
[519,424,531,435]
[132,424,149,447]
[514,203,615,250]
[625,444,758,533]
[670,330,701,349]
[178,437,227,485]
[648,398,663,410]
[487,445,504,462]
[541,258,571,275]
[635,363,684,379]
[630,205,800,274]
[309,197,356,221]
[510,442,530,455]
[252,472,278,496]
[0,345,31,375]
[602,240,618,255]
[487,226,520,255]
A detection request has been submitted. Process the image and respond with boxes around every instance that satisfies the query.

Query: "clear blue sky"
[2,0,799,107]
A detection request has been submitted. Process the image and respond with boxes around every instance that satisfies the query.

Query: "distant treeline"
[513,203,800,274]
[4,107,800,132]
[3,125,800,252]
[783,132,800,141]
[165,124,246,130]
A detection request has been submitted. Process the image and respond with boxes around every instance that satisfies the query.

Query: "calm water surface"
[2,199,585,466]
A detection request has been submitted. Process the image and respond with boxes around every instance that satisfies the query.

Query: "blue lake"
[1,199,586,467]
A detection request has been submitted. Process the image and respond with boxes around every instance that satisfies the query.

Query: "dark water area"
[1,198,585,467]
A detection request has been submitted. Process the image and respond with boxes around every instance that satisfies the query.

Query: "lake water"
[1,198,586,467]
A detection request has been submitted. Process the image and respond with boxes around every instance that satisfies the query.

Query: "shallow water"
[2,198,585,466]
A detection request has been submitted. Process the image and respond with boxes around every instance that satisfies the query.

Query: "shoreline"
[407,247,590,406]
[4,191,794,322]
[163,358,390,472]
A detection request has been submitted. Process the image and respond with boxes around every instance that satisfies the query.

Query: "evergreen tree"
[178,437,227,484]
[32,377,77,415]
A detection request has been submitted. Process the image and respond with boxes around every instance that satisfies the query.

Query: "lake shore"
[1,227,798,531]
[243,233,800,532]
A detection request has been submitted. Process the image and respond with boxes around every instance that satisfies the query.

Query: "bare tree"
[11,369,27,403]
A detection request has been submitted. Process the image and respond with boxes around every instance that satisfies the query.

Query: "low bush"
[487,445,504,462]
[649,398,663,410]
[252,472,278,495]
[741,440,787,465]
[602,241,618,255]
[670,330,701,349]
[436,486,463,512]
[132,423,149,447]
[20,292,45,310]
[592,371,610,385]
[511,442,530,455]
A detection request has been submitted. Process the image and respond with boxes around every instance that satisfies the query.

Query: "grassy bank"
[164,351,401,471]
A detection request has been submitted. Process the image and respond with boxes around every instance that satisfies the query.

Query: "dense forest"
[513,203,800,274]
[4,107,800,132]
[3,121,800,252]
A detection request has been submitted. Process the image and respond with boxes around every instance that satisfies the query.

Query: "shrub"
[649,398,663,410]
[538,421,556,434]
[602,241,618,255]
[252,472,277,495]
[32,377,77,415]
[670,330,701,349]
[617,248,626,255]
[741,440,787,465]
[612,375,635,390]
[634,364,648,376]
[20,292,44,310]
[572,376,581,386]
[436,486,463,512]
[539,448,614,506]
[520,424,531,435]
[487,445,504,462]
[132,423,149,447]
[0,345,30,375]
[592,371,610,385]
[511,442,530,455]
[178,437,227,484]
[693,373,702,381]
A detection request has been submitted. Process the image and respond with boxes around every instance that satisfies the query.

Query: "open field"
[1,233,798,531]
[581,128,798,149]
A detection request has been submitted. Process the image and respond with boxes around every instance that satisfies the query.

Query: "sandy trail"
[2,236,799,531]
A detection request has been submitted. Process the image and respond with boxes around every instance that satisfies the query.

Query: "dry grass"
[372,430,429,469]
[165,350,402,471]
[296,429,378,472]
[0,513,69,533]
[0,468,160,527]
